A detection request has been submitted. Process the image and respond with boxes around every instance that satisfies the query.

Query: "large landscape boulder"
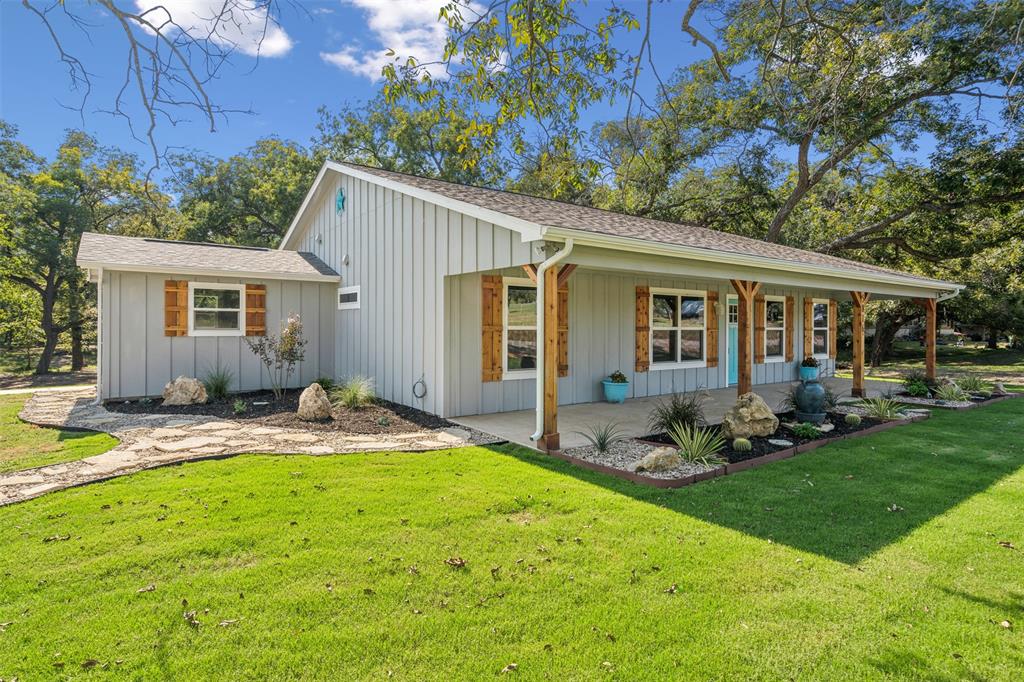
[635,447,682,473]
[162,376,207,406]
[721,392,779,439]
[298,383,332,421]
[992,381,1009,396]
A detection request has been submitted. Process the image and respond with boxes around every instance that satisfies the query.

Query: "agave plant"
[666,423,726,467]
[857,397,905,421]
[576,421,627,454]
[954,375,988,394]
[934,383,970,402]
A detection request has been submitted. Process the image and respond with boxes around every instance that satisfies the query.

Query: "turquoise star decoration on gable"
[335,188,346,214]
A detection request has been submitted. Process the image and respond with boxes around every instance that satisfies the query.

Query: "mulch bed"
[106,389,454,435]
[640,410,883,464]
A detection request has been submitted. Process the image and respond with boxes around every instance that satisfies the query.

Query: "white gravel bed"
[564,439,714,480]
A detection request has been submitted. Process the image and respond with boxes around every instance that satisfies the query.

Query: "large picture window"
[188,282,245,336]
[764,296,785,360]
[504,279,537,375]
[651,289,706,367]
[812,300,830,357]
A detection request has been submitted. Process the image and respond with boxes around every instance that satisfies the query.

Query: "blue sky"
[0,0,695,170]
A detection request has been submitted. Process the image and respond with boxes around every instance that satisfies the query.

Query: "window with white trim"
[812,300,830,357]
[764,296,785,360]
[188,282,244,336]
[651,289,706,367]
[338,285,360,310]
[504,278,537,375]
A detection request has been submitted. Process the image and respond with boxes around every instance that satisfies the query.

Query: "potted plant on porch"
[602,370,630,404]
[799,356,820,382]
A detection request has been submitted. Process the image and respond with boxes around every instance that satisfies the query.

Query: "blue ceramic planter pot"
[794,378,827,424]
[602,379,629,404]
[799,365,819,382]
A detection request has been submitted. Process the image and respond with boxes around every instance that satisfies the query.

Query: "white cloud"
[320,0,477,81]
[134,0,293,58]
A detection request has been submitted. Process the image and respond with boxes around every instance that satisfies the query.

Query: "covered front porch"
[454,376,896,449]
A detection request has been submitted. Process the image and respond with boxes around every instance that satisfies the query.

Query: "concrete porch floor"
[452,377,896,449]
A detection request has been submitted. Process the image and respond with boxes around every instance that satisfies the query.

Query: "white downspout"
[937,288,962,303]
[531,239,574,443]
[93,267,103,404]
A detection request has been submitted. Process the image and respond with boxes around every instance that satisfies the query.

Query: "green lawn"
[2,401,1023,679]
[0,394,118,474]
[837,341,1024,385]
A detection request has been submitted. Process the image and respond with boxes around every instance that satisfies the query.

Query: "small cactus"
[845,413,862,427]
[732,437,753,453]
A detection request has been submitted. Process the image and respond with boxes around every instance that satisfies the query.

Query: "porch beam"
[850,291,871,397]
[541,266,560,451]
[912,297,938,380]
[730,279,761,396]
[556,263,577,288]
[522,264,538,283]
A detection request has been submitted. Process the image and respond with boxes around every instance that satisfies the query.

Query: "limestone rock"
[992,381,1009,396]
[297,383,333,421]
[635,447,682,473]
[162,376,207,406]
[720,392,779,439]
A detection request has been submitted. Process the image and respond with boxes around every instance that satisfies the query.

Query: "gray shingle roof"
[340,162,955,288]
[77,233,338,281]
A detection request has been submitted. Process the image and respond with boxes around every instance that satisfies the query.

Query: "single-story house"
[77,161,962,451]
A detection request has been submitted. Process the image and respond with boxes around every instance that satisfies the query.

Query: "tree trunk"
[71,321,84,371]
[870,310,916,367]
[988,327,999,349]
[34,286,59,375]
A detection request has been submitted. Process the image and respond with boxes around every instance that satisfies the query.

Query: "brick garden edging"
[546,412,932,490]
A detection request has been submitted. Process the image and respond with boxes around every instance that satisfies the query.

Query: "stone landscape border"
[546,413,934,489]
[894,393,1019,411]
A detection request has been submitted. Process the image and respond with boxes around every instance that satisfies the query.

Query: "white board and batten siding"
[99,271,336,400]
[444,268,836,417]
[289,172,540,416]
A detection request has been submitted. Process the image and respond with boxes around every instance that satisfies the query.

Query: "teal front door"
[727,298,739,385]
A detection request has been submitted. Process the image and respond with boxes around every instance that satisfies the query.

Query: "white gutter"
[937,288,962,302]
[94,267,103,405]
[541,227,963,293]
[74,261,340,284]
[531,239,575,443]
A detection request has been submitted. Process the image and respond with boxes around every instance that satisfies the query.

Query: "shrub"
[666,423,726,467]
[903,369,936,391]
[732,437,752,453]
[905,379,931,397]
[331,376,376,409]
[232,399,247,415]
[858,397,905,421]
[776,384,800,413]
[790,422,821,439]
[844,413,862,427]
[956,375,988,394]
[245,314,308,400]
[314,376,336,393]
[203,364,234,401]
[649,392,707,434]
[822,383,841,410]
[934,383,969,402]
[576,421,627,454]
[608,370,628,383]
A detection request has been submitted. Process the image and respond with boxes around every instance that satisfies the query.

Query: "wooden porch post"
[850,291,871,397]
[730,279,761,396]
[542,265,561,452]
[912,297,938,380]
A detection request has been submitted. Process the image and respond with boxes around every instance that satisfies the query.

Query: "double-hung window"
[504,279,538,376]
[188,282,245,336]
[651,289,706,367]
[764,296,785,361]
[812,299,830,357]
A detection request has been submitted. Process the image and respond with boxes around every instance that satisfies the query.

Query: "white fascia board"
[278,161,546,250]
[542,227,963,296]
[76,260,340,284]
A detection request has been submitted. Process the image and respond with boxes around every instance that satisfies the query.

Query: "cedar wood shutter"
[557,280,569,378]
[705,291,719,367]
[784,295,795,362]
[803,297,814,359]
[481,275,503,381]
[164,280,189,336]
[754,294,766,364]
[245,284,267,336]
[828,299,838,358]
[635,286,650,372]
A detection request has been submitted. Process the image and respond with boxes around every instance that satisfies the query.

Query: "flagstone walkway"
[1,389,497,506]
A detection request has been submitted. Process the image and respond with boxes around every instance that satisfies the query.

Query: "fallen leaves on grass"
[43,534,70,543]
[500,663,518,673]
[444,556,467,569]
[664,584,679,594]
[0,621,12,632]
[887,504,905,513]
[218,618,241,627]
[997,540,1016,550]
[137,584,155,593]
[183,611,200,628]
[81,659,100,670]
